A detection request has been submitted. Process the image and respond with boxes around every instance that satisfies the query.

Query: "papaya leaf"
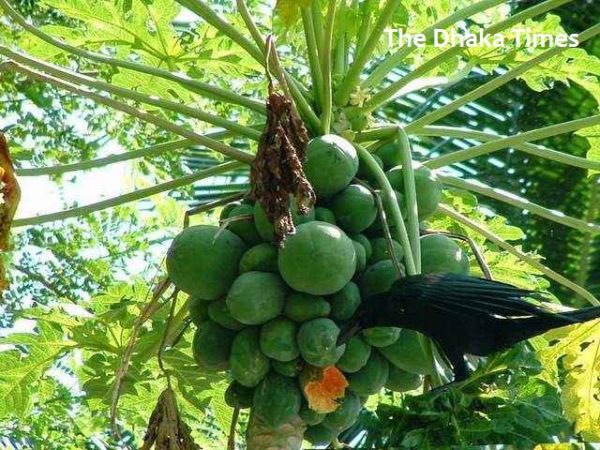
[539,320,600,440]
[41,0,183,62]
[118,379,167,428]
[109,67,195,102]
[162,348,220,412]
[207,379,231,444]
[498,16,600,105]
[0,322,75,419]
[16,24,81,62]
[19,305,87,328]
[355,345,569,448]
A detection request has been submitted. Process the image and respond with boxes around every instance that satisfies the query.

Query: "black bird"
[340,273,600,381]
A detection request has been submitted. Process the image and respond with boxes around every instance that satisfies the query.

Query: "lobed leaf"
[0,322,75,419]
[540,320,600,440]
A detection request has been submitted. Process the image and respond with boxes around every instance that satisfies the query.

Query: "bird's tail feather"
[563,306,600,324]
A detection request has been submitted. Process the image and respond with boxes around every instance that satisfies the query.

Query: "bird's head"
[336,279,408,346]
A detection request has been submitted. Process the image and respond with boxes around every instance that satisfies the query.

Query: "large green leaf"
[42,0,183,61]
[0,321,75,418]
[354,345,569,447]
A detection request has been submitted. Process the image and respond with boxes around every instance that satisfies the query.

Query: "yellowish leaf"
[539,320,600,440]
[275,0,310,27]
[534,444,585,450]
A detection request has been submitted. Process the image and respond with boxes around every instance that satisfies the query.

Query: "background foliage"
[0,0,599,448]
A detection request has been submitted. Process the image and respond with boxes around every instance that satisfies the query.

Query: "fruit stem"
[265,38,322,134]
[355,145,417,276]
[440,175,600,234]
[425,114,600,170]
[235,0,266,52]
[334,0,402,107]
[302,5,324,112]
[333,2,347,82]
[440,204,600,306]
[0,47,263,141]
[227,406,240,450]
[320,0,337,134]
[395,129,422,273]
[414,126,600,172]
[311,0,325,56]
[355,126,398,142]
[575,175,600,298]
[353,0,374,57]
[230,0,316,112]
[13,161,243,227]
[184,192,246,228]
[368,183,404,277]
[0,62,255,164]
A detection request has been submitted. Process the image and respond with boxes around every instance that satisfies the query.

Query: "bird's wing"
[400,273,572,322]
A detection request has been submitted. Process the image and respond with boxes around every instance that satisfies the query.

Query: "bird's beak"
[336,321,361,346]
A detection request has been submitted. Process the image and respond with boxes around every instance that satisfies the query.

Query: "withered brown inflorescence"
[249,84,315,245]
[141,388,200,450]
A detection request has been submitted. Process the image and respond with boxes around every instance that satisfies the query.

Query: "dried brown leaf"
[0,134,21,293]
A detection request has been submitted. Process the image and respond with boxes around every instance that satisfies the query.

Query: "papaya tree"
[1,0,600,448]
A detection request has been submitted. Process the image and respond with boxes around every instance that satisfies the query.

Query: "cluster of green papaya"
[166,135,470,448]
